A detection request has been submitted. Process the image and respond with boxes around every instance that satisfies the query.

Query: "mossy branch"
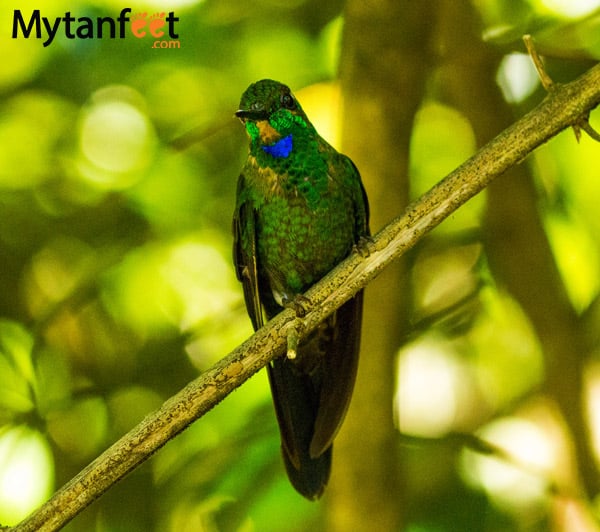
[10,61,600,532]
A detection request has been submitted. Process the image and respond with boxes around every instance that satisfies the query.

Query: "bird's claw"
[353,235,373,258]
[284,294,311,318]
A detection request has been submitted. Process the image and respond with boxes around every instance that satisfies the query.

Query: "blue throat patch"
[262,134,293,158]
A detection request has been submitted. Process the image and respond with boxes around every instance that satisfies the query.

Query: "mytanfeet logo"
[12,8,180,48]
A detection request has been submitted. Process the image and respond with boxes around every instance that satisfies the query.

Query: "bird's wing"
[309,159,370,457]
[233,173,263,330]
[308,291,364,458]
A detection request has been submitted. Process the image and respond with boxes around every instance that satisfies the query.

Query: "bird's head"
[236,79,312,155]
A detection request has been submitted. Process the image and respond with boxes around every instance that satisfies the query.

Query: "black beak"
[235,109,269,121]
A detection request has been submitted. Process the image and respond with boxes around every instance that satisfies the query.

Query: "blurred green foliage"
[0,0,600,531]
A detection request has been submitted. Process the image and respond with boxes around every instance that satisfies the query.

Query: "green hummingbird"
[233,79,369,499]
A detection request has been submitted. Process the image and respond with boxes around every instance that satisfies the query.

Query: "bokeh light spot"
[0,426,54,525]
[78,86,156,187]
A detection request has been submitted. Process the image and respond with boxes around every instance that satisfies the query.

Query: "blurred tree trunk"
[436,0,598,502]
[328,1,437,530]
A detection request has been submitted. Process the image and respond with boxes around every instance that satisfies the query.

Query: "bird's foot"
[353,235,373,258]
[284,294,311,318]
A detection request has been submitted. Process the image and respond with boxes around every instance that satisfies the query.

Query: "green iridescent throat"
[245,109,309,144]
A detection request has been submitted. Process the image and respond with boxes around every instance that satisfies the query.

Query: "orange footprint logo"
[130,12,166,38]
[149,13,166,38]
[131,12,147,38]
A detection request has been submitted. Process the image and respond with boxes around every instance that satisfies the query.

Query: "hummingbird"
[233,79,369,499]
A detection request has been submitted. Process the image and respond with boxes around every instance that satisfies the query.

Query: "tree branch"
[10,63,600,532]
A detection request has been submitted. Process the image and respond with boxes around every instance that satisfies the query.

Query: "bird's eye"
[280,93,296,110]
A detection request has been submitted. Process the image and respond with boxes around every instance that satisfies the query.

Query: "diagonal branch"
[10,62,600,532]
